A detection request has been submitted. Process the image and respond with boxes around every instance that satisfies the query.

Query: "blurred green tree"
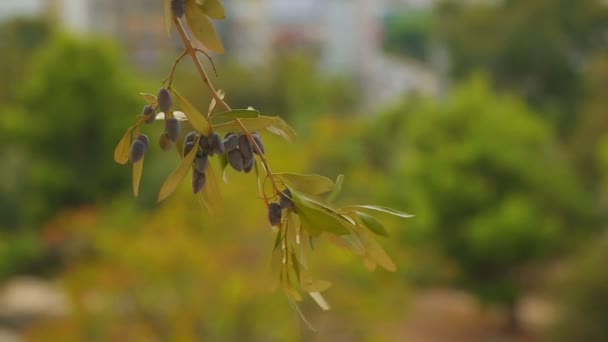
[436,0,608,134]
[394,77,592,330]
[317,76,593,331]
[1,35,140,229]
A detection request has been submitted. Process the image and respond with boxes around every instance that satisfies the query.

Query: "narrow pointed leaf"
[291,192,350,236]
[114,126,134,165]
[199,0,225,19]
[132,157,144,197]
[355,211,389,237]
[200,160,222,213]
[211,109,260,121]
[266,117,297,143]
[327,174,344,203]
[163,0,173,35]
[140,93,157,106]
[186,0,225,53]
[208,89,225,115]
[276,173,335,195]
[158,137,200,202]
[172,88,213,135]
[309,292,330,311]
[358,228,397,272]
[301,279,332,293]
[291,252,300,283]
[213,116,296,142]
[343,205,414,219]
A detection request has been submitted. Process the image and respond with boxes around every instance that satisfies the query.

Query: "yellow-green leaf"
[198,0,225,19]
[172,88,213,135]
[200,159,222,214]
[355,211,389,237]
[266,117,297,143]
[301,279,332,293]
[276,173,335,196]
[327,174,344,203]
[211,109,260,121]
[291,192,350,236]
[158,137,200,202]
[309,292,330,311]
[132,157,144,197]
[343,205,414,219]
[359,228,396,272]
[140,93,157,106]
[114,126,133,165]
[163,0,172,35]
[213,116,296,142]
[186,0,225,53]
[208,89,225,115]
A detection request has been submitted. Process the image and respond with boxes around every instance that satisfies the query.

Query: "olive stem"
[172,16,282,198]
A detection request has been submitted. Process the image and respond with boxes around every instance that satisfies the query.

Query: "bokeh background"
[0,0,607,341]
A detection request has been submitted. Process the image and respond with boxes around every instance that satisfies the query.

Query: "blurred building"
[225,0,438,107]
[49,0,171,68]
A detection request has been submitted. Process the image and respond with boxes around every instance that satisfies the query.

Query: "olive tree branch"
[172,17,281,197]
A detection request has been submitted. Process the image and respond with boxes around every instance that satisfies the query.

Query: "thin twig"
[172,16,282,197]
[195,48,219,78]
[164,50,188,88]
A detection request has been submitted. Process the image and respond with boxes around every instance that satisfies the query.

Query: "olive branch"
[113,0,413,314]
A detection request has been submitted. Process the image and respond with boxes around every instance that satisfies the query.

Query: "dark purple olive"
[165,117,180,142]
[158,88,172,113]
[252,132,265,155]
[130,140,146,163]
[239,134,254,158]
[268,203,282,226]
[224,134,239,152]
[227,149,244,172]
[192,170,206,194]
[136,134,150,151]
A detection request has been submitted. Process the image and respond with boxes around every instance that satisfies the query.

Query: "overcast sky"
[0,0,43,20]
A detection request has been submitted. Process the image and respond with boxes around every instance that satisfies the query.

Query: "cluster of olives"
[224,132,264,173]
[142,88,182,148]
[129,87,269,194]
[268,189,294,226]
[184,131,225,194]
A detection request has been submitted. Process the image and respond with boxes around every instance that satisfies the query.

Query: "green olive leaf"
[354,211,389,237]
[276,173,335,196]
[208,89,225,115]
[198,0,226,19]
[211,109,260,121]
[158,136,200,202]
[356,226,396,272]
[342,205,414,219]
[213,116,296,142]
[186,0,225,53]
[326,174,344,203]
[171,88,213,136]
[291,191,350,236]
[301,279,332,293]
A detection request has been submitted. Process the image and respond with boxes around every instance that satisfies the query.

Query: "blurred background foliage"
[0,0,606,340]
